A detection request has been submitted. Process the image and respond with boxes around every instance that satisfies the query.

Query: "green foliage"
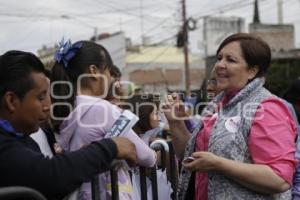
[266,59,300,96]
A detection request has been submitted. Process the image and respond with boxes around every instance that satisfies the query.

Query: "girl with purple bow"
[50,39,156,200]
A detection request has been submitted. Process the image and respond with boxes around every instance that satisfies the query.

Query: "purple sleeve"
[93,101,156,167]
[123,129,156,167]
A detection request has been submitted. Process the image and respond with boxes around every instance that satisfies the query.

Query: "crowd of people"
[0,33,300,200]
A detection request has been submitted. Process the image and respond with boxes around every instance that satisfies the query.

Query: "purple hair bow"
[54,38,82,68]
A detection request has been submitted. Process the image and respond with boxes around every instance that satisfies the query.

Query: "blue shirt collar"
[0,120,24,138]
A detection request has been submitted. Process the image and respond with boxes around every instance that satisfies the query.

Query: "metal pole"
[168,141,178,200]
[110,169,119,200]
[150,167,158,200]
[150,141,169,200]
[140,0,144,45]
[203,16,208,58]
[277,0,283,24]
[91,176,100,200]
[182,0,191,97]
[139,167,148,200]
[94,27,98,41]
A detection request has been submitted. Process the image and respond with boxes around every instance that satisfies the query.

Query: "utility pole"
[182,0,191,97]
[140,0,144,45]
[119,16,123,31]
[94,27,98,41]
[277,0,283,24]
[253,0,260,24]
[203,16,208,58]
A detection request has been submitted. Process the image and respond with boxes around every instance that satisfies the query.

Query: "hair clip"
[54,38,82,68]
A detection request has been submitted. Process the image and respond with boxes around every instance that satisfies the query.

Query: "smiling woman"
[215,41,259,93]
[164,33,297,200]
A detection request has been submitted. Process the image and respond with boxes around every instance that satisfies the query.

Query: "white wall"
[96,32,126,70]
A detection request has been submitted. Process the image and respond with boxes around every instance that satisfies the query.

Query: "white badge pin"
[225,116,241,133]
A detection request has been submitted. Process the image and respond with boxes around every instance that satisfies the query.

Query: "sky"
[0,0,299,56]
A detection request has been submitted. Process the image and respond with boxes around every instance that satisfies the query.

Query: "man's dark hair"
[0,50,45,100]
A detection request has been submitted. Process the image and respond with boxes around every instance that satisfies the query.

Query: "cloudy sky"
[0,0,299,55]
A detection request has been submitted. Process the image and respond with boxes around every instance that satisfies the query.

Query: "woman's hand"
[162,93,192,159]
[182,151,220,172]
[184,151,290,194]
[162,93,187,122]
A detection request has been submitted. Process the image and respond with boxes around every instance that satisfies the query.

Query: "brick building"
[124,46,205,94]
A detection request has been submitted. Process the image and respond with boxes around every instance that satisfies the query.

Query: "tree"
[266,59,300,96]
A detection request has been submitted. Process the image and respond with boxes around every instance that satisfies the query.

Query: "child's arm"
[123,129,156,167]
[94,101,157,167]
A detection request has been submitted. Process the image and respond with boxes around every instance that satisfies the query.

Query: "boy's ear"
[3,92,20,113]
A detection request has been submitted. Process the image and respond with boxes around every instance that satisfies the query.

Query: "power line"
[125,33,178,61]
[68,2,161,17]
[143,13,178,37]
[192,0,255,21]
[139,45,171,67]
